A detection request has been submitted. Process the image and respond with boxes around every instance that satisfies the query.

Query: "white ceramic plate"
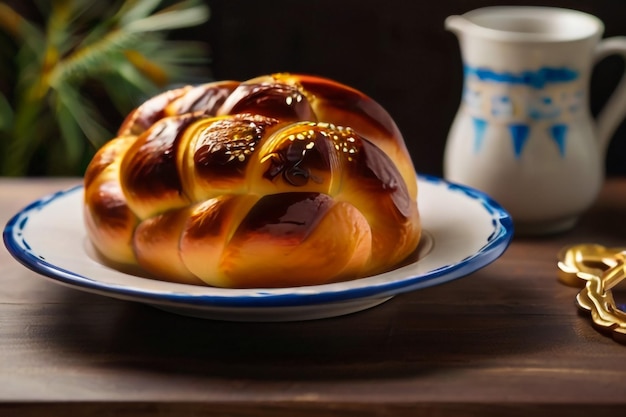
[3,175,513,321]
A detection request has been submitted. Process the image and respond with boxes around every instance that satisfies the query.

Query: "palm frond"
[98,71,150,115]
[124,3,209,33]
[122,38,211,86]
[0,0,212,176]
[116,0,163,25]
[0,92,13,132]
[124,49,169,87]
[0,3,45,52]
[55,91,86,166]
[2,95,48,176]
[54,85,112,150]
[47,0,85,56]
[49,29,140,87]
[116,60,165,96]
[137,39,211,64]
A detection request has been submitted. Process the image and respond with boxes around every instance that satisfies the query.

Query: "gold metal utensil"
[557,244,626,343]
[557,243,625,287]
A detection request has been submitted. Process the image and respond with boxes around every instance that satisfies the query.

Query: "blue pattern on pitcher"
[509,124,530,158]
[463,65,579,89]
[549,124,568,156]
[463,65,581,157]
[491,95,513,117]
[471,117,488,153]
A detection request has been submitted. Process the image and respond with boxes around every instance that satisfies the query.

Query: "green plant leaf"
[0,0,212,176]
[116,0,163,25]
[0,3,45,52]
[95,58,167,116]
[124,4,209,33]
[50,29,140,86]
[121,36,211,84]
[116,60,163,95]
[54,91,85,167]
[0,94,47,176]
[55,84,111,150]
[0,92,14,132]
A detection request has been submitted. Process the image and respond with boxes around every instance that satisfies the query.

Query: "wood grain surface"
[2,178,626,416]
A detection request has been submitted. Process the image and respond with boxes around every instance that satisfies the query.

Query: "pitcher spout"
[444,15,470,36]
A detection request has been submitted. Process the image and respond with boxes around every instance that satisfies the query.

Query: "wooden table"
[2,177,626,417]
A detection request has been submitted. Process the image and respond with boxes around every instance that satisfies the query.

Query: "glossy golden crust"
[84,73,420,288]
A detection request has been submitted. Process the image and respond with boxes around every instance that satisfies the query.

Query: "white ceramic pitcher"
[444,6,626,235]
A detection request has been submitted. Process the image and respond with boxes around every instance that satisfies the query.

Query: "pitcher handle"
[594,36,626,152]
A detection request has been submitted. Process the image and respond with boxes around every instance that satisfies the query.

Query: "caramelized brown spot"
[356,139,412,217]
[236,193,333,242]
[84,137,134,188]
[169,81,240,116]
[84,152,111,189]
[89,183,134,230]
[263,125,333,186]
[193,114,279,179]
[221,82,316,122]
[185,196,246,241]
[119,87,190,135]
[299,75,400,141]
[123,114,202,200]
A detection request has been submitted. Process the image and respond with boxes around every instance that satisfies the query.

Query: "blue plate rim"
[3,174,514,308]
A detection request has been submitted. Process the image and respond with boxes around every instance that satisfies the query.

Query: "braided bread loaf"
[84,73,421,288]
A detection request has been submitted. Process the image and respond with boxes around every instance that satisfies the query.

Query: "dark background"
[202,0,626,177]
[4,0,626,176]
